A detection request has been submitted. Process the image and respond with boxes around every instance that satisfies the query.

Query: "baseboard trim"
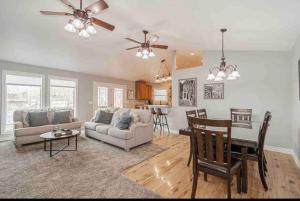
[265,145,300,168]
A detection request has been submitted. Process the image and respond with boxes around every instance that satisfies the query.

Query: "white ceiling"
[1,0,300,82]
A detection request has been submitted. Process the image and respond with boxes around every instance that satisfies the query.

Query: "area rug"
[0,135,168,198]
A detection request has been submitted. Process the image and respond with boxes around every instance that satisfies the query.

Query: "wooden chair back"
[197,109,207,119]
[188,117,232,170]
[257,111,272,157]
[186,110,197,128]
[230,108,252,129]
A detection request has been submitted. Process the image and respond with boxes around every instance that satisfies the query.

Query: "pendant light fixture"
[155,59,172,83]
[207,28,240,81]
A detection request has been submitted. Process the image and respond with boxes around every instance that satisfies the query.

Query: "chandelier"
[207,28,240,81]
[155,59,172,83]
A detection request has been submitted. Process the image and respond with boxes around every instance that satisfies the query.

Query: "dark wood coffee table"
[40,130,80,157]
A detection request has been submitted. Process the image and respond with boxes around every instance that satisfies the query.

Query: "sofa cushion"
[28,112,49,127]
[53,111,72,124]
[116,111,132,130]
[95,111,114,124]
[108,127,133,140]
[15,125,54,137]
[130,109,152,124]
[96,124,114,135]
[85,122,104,130]
[55,122,81,130]
[111,108,130,126]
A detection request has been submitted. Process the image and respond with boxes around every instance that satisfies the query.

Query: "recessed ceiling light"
[190,52,195,56]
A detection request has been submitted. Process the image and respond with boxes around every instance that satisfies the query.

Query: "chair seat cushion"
[231,144,257,155]
[108,127,133,140]
[198,158,242,175]
[15,125,54,137]
[85,122,104,131]
[96,124,114,134]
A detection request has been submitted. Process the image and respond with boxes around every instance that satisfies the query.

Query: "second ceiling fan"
[126,30,168,59]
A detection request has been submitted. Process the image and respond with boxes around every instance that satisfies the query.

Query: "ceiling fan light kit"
[41,0,115,39]
[207,28,240,81]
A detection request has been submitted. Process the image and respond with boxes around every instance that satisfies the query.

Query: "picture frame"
[178,78,197,107]
[204,83,224,99]
[127,89,134,100]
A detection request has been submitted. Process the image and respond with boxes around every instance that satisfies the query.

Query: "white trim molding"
[265,145,300,168]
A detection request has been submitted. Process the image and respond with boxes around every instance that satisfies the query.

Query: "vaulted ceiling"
[1,0,300,82]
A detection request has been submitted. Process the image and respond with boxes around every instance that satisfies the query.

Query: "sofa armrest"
[130,122,154,142]
[14,121,24,130]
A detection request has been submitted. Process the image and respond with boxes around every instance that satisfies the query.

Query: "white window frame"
[1,70,45,134]
[154,89,168,102]
[93,82,127,111]
[47,75,78,114]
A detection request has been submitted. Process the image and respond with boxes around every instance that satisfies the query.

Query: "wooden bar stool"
[156,108,170,135]
[151,108,158,132]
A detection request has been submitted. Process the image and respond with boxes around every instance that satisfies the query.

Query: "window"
[98,87,108,107]
[49,77,77,111]
[114,88,124,108]
[3,71,43,132]
[154,89,168,101]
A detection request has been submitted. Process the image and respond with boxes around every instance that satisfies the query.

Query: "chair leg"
[237,169,242,194]
[153,115,157,132]
[204,173,208,182]
[191,171,199,199]
[158,115,162,135]
[263,154,268,173]
[227,177,232,199]
[187,136,192,167]
[258,158,268,191]
[164,115,170,135]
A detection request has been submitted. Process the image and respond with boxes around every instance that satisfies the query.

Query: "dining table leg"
[241,147,248,193]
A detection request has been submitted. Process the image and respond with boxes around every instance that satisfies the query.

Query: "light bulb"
[227,73,237,80]
[86,25,97,35]
[136,50,142,57]
[231,70,240,78]
[207,73,215,81]
[217,70,226,78]
[167,76,172,80]
[72,18,84,29]
[149,50,155,57]
[142,54,149,59]
[64,22,76,33]
[79,29,90,38]
[214,76,223,81]
[142,49,149,55]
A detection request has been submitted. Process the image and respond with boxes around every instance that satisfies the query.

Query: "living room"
[0,0,300,199]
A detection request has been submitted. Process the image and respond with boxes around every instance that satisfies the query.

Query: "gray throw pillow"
[28,112,49,127]
[116,111,132,130]
[95,111,114,124]
[53,111,71,124]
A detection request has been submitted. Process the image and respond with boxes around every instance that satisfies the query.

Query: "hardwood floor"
[122,134,300,199]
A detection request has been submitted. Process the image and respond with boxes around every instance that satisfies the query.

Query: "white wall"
[291,36,300,160]
[170,50,294,149]
[0,60,135,133]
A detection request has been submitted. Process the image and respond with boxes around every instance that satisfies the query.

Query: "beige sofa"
[13,109,81,147]
[85,108,154,151]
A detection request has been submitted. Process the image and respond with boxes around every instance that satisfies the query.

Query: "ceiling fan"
[40,0,115,38]
[125,30,168,59]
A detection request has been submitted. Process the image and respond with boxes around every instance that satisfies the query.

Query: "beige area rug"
[0,135,168,198]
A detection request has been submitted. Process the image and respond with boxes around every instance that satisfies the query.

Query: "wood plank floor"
[122,134,300,199]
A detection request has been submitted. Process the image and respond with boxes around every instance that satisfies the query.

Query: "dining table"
[179,118,262,194]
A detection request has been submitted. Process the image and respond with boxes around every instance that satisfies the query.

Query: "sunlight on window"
[154,89,168,101]
[114,88,124,108]
[98,87,108,107]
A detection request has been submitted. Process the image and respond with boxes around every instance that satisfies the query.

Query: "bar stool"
[150,108,158,131]
[156,108,170,135]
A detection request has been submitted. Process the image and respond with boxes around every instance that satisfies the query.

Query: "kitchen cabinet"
[135,81,152,100]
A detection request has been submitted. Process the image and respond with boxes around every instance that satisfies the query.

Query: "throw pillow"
[53,111,72,124]
[28,112,49,127]
[95,111,114,124]
[116,111,132,130]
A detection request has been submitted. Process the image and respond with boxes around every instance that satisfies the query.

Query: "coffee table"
[40,130,80,157]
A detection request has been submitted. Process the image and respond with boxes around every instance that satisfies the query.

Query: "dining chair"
[188,117,243,199]
[231,111,272,191]
[196,109,207,119]
[185,110,197,166]
[230,108,252,129]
